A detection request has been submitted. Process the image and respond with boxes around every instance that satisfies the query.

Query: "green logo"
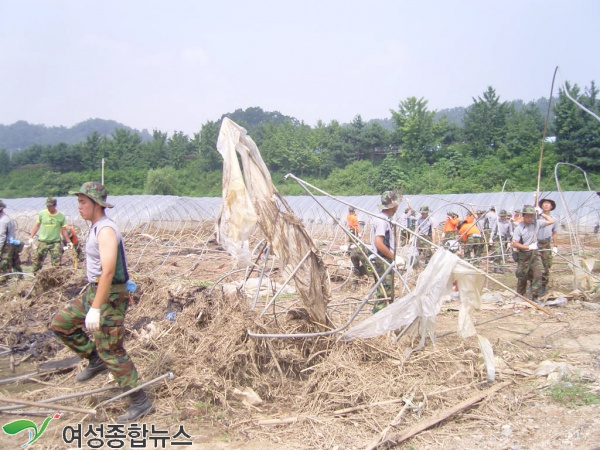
[2,413,61,447]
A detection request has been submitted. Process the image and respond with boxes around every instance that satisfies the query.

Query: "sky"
[0,0,598,136]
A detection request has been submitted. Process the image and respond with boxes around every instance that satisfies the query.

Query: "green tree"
[391,97,440,166]
[463,86,510,156]
[192,120,222,172]
[555,81,600,170]
[144,167,179,195]
[167,131,193,169]
[138,130,169,169]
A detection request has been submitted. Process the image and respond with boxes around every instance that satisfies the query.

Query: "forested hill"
[0,119,153,152]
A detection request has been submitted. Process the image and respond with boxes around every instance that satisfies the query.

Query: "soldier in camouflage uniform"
[369,190,401,313]
[50,182,154,422]
[512,204,555,303]
[537,198,559,294]
[28,197,70,273]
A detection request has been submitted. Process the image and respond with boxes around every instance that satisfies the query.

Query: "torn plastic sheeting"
[453,259,485,339]
[216,118,258,267]
[341,248,496,381]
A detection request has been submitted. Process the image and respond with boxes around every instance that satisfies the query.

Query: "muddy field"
[1,224,599,450]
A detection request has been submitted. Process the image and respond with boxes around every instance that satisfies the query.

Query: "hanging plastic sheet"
[215,118,331,324]
[216,118,258,267]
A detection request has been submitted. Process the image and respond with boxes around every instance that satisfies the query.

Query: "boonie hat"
[538,198,556,211]
[69,182,114,208]
[522,205,536,215]
[378,191,400,210]
[419,205,429,213]
[499,210,509,217]
[46,197,57,206]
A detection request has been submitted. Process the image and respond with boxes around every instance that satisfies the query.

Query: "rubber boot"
[117,389,155,422]
[76,349,108,382]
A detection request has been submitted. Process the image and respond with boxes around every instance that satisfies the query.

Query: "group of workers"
[0,183,154,422]
[0,197,84,283]
[348,192,560,309]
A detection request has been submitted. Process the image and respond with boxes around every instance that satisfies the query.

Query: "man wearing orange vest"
[63,225,84,262]
[442,211,459,243]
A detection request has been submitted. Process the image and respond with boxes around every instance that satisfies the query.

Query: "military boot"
[117,389,155,422]
[76,349,108,382]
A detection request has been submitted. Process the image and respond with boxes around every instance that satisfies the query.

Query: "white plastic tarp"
[342,248,496,381]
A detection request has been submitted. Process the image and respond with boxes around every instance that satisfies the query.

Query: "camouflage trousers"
[465,235,484,259]
[350,244,394,312]
[442,231,456,244]
[0,243,23,279]
[416,235,432,265]
[538,240,553,288]
[515,250,543,298]
[33,241,63,273]
[50,285,140,389]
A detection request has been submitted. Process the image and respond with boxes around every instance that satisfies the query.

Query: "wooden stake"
[374,381,511,448]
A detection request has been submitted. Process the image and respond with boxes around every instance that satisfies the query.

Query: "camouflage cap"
[378,190,400,210]
[69,182,114,208]
[348,206,356,213]
[521,204,536,215]
[46,197,57,206]
[499,209,509,217]
[419,205,429,213]
[476,209,484,214]
[0,199,6,210]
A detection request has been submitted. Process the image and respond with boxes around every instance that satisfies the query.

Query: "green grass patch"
[547,381,600,408]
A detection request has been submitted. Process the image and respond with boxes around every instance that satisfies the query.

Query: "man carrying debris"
[537,198,559,295]
[370,190,401,313]
[28,197,70,273]
[442,211,459,244]
[489,210,513,273]
[62,224,84,262]
[346,206,359,243]
[50,182,154,422]
[512,204,555,303]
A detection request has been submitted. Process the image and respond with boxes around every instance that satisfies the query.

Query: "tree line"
[0,82,598,199]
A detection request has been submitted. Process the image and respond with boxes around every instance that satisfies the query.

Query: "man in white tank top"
[50,182,154,422]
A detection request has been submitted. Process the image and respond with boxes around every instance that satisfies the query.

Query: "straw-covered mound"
[1,266,536,449]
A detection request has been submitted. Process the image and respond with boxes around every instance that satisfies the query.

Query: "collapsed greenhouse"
[1,118,599,448]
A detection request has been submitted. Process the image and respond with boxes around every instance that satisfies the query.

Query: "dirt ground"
[1,226,599,450]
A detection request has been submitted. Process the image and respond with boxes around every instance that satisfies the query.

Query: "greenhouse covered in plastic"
[2,190,599,236]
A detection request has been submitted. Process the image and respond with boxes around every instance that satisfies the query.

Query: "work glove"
[66,242,73,249]
[489,238,494,244]
[535,206,543,215]
[85,307,101,332]
[528,242,538,250]
[552,246,558,255]
[27,238,34,246]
